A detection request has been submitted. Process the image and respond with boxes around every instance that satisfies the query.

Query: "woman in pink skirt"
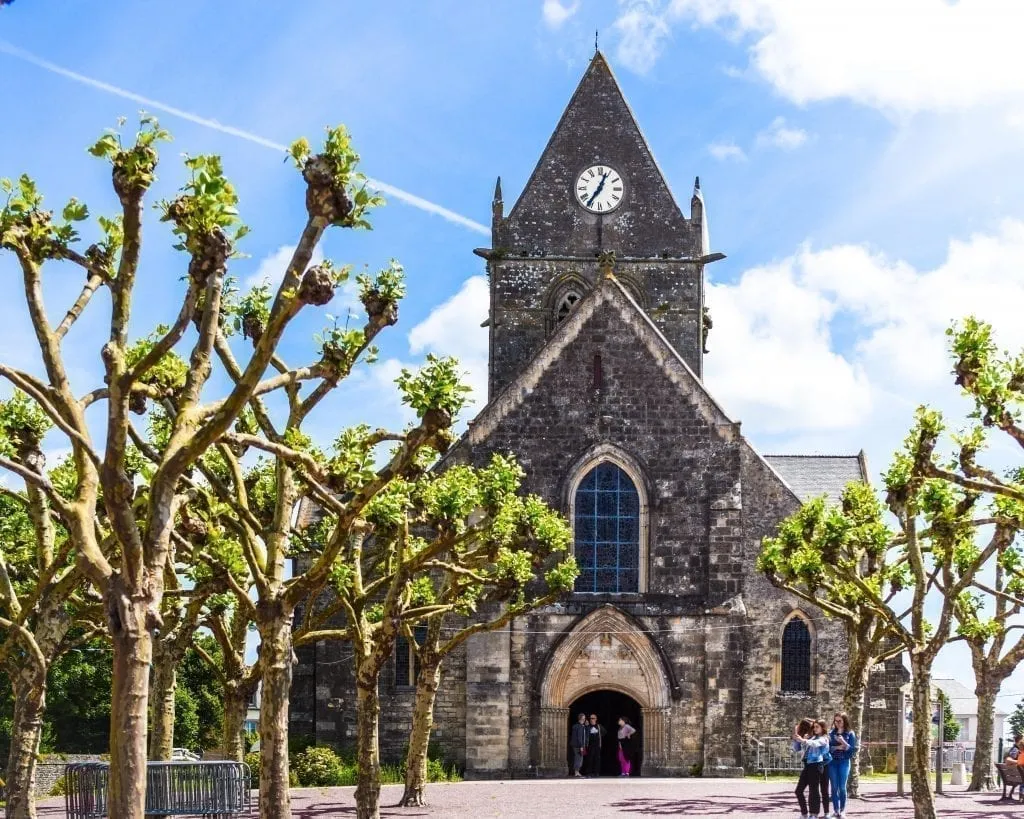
[617,717,637,776]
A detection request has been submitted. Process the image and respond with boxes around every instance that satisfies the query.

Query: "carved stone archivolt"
[538,606,672,770]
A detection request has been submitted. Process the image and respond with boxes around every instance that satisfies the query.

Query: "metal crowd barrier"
[65,761,252,819]
[754,736,804,778]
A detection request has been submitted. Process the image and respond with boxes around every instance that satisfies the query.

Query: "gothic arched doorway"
[538,606,671,775]
[567,690,643,776]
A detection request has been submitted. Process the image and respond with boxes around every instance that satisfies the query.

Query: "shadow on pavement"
[609,794,793,815]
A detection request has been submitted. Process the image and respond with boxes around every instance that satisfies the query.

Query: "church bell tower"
[480,51,715,400]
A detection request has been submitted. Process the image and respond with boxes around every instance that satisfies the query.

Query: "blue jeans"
[828,757,852,812]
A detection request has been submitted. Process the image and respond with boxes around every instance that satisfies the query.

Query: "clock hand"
[586,172,610,206]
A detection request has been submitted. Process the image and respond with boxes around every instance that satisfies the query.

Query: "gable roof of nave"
[455,267,820,504]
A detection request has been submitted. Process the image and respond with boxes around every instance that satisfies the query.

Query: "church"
[291,51,904,777]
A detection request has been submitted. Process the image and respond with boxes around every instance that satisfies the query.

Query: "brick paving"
[38,777,1024,817]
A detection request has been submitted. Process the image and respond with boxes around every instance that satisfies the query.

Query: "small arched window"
[555,291,581,323]
[574,462,640,593]
[781,616,812,692]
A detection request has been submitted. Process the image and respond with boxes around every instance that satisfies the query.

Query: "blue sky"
[3,0,1024,715]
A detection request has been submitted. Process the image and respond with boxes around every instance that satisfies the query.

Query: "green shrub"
[49,777,68,797]
[243,751,260,785]
[426,757,462,782]
[292,746,343,787]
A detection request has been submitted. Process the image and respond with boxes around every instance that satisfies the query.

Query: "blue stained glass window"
[574,462,640,593]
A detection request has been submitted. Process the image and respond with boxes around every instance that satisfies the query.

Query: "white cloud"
[613,0,672,74]
[244,244,325,290]
[708,141,747,162]
[755,116,807,150]
[653,0,1024,113]
[408,276,489,413]
[704,220,1024,442]
[541,0,580,29]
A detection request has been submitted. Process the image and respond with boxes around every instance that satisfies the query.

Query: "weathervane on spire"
[595,29,599,52]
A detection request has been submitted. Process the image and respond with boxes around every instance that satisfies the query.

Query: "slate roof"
[764,454,868,506]
[932,676,1009,718]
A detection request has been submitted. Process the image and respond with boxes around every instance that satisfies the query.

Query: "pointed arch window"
[781,616,812,693]
[573,462,640,593]
[555,291,581,323]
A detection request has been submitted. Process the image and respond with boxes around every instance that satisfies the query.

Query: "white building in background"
[932,677,1008,759]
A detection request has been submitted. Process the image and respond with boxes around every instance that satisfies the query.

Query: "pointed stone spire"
[492,176,506,247]
[691,176,710,256]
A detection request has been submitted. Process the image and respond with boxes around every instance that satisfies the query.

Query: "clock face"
[575,165,623,213]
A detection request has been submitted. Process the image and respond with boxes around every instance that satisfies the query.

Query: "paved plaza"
[38,777,1024,817]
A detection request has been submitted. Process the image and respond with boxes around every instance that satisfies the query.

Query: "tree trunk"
[843,653,871,799]
[148,659,177,761]
[107,600,154,819]
[354,669,382,819]
[908,655,936,819]
[399,654,442,807]
[257,607,294,819]
[222,683,250,763]
[5,671,46,819]
[969,675,1000,791]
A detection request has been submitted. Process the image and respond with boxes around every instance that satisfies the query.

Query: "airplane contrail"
[0,40,491,236]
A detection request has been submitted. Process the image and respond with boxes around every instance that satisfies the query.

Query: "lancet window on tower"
[573,462,640,593]
[555,291,581,323]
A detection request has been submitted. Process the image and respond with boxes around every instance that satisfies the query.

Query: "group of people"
[571,713,638,777]
[791,712,858,819]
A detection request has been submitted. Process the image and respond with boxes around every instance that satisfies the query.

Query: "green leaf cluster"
[88,114,168,196]
[289,126,384,229]
[125,326,189,393]
[396,354,471,420]
[160,153,247,256]
[0,390,52,457]
[0,174,88,259]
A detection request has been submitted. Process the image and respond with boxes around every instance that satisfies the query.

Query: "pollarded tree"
[758,481,904,799]
[294,452,576,819]
[385,466,578,808]
[0,394,101,819]
[156,252,446,819]
[195,604,260,762]
[761,318,1024,819]
[147,575,226,760]
[953,564,1024,789]
[939,317,1024,789]
[0,117,382,818]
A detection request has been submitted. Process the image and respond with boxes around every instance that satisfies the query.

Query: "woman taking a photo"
[827,712,856,818]
[793,718,830,819]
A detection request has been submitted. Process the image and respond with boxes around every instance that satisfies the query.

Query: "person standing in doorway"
[827,712,855,818]
[571,713,588,777]
[586,714,605,777]
[617,717,637,777]
[793,718,829,819]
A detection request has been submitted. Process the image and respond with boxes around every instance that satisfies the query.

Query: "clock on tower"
[482,51,711,400]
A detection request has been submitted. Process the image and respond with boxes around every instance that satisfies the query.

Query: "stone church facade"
[291,52,904,777]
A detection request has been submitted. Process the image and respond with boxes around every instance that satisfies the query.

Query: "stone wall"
[290,630,468,767]
[30,754,104,797]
